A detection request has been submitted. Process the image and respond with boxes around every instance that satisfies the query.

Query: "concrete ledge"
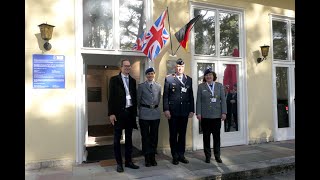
[25,159,74,171]
[196,156,295,180]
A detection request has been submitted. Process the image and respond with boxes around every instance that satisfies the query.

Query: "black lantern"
[38,23,55,51]
[257,45,270,63]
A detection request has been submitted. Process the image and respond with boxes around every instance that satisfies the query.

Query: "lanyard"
[207,83,214,96]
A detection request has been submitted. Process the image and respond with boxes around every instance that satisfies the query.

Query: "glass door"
[273,65,295,141]
[192,59,246,150]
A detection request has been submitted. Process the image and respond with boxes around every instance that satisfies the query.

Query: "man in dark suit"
[163,58,194,165]
[108,58,139,173]
[226,83,238,132]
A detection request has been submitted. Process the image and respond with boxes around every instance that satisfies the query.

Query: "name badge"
[126,95,132,100]
[181,87,187,93]
[211,97,217,103]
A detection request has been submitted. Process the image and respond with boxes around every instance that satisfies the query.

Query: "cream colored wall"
[152,0,295,150]
[243,1,295,143]
[25,0,76,164]
[152,0,195,151]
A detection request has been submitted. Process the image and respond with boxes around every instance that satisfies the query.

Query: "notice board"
[33,54,65,89]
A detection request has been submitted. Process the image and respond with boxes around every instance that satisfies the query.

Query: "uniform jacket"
[108,72,137,129]
[196,82,227,119]
[137,81,162,120]
[163,74,194,117]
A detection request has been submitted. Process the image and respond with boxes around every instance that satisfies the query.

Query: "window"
[83,0,147,50]
[272,19,295,61]
[194,8,240,57]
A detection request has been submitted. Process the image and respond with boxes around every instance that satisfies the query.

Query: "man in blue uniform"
[163,58,195,165]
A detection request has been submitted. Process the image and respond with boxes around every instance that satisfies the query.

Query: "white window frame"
[75,0,152,164]
[190,2,248,150]
[271,14,295,142]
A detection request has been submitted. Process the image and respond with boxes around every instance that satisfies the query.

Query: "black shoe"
[215,156,223,163]
[145,160,151,167]
[151,160,157,166]
[125,162,140,169]
[145,155,151,167]
[205,157,210,163]
[178,157,189,164]
[116,164,124,173]
[172,158,179,165]
[150,154,157,166]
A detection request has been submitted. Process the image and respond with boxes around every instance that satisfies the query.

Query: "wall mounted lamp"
[257,45,270,63]
[38,23,55,51]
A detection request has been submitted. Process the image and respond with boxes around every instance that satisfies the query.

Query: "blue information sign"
[33,54,65,89]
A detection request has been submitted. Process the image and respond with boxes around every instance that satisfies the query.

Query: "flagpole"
[173,44,181,56]
[166,6,174,56]
[173,15,202,56]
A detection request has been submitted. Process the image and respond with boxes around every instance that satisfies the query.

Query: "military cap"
[176,58,185,65]
[204,68,213,76]
[145,67,155,74]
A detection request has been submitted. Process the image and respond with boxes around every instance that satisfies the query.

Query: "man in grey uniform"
[137,67,162,167]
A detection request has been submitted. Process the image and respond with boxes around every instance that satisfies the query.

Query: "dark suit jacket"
[163,74,194,117]
[227,92,237,114]
[108,72,137,129]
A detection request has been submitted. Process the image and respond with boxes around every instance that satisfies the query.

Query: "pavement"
[25,140,295,180]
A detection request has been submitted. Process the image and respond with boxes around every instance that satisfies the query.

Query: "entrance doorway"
[80,54,144,163]
[86,65,119,148]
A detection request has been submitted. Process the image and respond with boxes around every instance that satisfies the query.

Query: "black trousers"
[201,118,221,158]
[139,119,160,155]
[113,110,133,164]
[113,127,133,164]
[168,116,188,159]
[226,112,238,131]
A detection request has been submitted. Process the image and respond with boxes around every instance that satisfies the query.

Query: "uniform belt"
[140,104,158,109]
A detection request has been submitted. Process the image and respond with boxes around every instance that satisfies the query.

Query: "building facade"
[25,0,295,168]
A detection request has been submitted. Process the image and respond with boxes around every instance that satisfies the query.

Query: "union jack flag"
[142,10,169,61]
[132,31,145,51]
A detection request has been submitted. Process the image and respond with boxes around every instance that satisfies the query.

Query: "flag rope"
[167,6,174,56]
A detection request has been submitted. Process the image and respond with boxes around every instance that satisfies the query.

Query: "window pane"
[276,67,289,128]
[83,0,113,49]
[291,23,295,61]
[222,64,239,132]
[119,0,146,50]
[219,12,240,57]
[194,9,216,55]
[272,21,288,60]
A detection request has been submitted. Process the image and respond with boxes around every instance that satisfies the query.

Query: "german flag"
[174,15,201,50]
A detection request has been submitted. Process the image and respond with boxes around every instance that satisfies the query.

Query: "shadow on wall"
[35,33,47,52]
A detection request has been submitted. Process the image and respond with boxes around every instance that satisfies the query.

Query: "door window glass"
[222,64,239,132]
[276,67,289,128]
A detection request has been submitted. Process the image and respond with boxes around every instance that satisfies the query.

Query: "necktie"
[150,83,153,89]
[124,77,129,87]
[209,84,213,92]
